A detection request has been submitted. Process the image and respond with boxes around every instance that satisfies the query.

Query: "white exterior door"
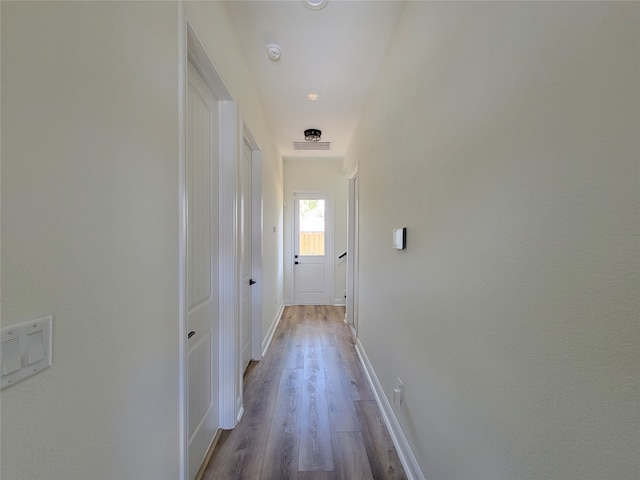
[186,60,219,479]
[294,192,333,305]
[240,138,253,371]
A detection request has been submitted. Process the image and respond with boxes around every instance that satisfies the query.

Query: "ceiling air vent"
[293,141,332,151]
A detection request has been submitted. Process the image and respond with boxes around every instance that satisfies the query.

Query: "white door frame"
[235,126,263,422]
[180,13,240,480]
[346,169,359,336]
[241,126,264,362]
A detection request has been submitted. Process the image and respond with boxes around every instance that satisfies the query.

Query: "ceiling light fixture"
[304,129,322,142]
[306,92,319,101]
[302,0,328,11]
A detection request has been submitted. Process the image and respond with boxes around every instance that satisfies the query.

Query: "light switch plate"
[1,316,52,390]
[393,227,407,250]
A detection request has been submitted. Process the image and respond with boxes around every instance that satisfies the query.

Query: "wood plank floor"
[202,305,407,480]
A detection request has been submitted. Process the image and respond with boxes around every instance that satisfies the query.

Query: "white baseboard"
[348,323,356,338]
[334,299,346,306]
[355,338,425,480]
[194,428,222,480]
[262,303,285,356]
[236,406,245,424]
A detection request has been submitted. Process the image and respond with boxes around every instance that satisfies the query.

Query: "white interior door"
[186,60,219,479]
[294,192,333,305]
[240,138,253,371]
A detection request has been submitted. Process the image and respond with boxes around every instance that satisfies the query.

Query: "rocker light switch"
[1,315,52,390]
[2,338,21,375]
[27,331,45,364]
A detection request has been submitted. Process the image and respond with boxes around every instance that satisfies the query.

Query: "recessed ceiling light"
[306,92,319,101]
[302,0,328,11]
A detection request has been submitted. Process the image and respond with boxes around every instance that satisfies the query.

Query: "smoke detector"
[267,43,281,62]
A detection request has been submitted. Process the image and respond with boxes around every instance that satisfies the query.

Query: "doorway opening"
[240,129,264,373]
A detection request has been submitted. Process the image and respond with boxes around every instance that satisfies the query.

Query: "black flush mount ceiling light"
[304,129,322,142]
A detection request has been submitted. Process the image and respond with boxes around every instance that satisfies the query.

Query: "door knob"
[249,279,256,285]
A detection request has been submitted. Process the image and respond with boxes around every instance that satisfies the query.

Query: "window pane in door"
[299,199,325,256]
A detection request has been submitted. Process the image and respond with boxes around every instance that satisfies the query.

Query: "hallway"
[202,306,406,480]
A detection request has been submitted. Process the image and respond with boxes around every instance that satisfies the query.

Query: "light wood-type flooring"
[202,305,407,480]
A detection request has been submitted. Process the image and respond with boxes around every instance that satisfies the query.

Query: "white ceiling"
[225,0,405,160]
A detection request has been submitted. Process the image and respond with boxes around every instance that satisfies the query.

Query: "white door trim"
[219,99,239,429]
[346,169,359,336]
[242,125,264,361]
[178,9,187,480]
[180,13,240,480]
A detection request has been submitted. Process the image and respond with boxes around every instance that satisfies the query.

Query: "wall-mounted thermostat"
[393,227,406,250]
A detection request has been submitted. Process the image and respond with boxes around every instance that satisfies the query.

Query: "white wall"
[1,2,181,479]
[184,1,284,342]
[283,158,347,305]
[346,2,639,479]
